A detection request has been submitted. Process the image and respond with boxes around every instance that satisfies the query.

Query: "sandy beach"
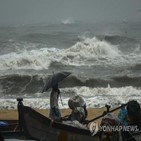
[0,108,119,124]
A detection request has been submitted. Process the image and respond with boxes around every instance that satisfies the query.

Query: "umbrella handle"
[59,94,64,106]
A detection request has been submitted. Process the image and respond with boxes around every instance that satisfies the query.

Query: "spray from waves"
[0,36,140,71]
[51,36,121,67]
[65,37,120,57]
[61,18,75,25]
[0,37,121,70]
[0,86,141,109]
[0,48,60,70]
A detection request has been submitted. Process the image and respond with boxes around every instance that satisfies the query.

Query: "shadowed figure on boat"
[117,100,141,141]
[55,95,88,128]
[122,100,141,141]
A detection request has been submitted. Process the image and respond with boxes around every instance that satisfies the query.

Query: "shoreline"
[0,108,119,121]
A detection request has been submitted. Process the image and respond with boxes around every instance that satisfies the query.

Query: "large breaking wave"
[0,37,122,70]
[0,36,141,71]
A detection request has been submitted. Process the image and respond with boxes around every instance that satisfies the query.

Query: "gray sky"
[0,0,141,25]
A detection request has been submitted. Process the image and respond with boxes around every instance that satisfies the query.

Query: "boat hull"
[19,105,100,141]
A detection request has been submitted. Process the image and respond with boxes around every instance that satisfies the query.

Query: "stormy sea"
[0,21,141,110]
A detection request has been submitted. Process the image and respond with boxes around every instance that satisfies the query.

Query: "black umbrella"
[42,72,71,93]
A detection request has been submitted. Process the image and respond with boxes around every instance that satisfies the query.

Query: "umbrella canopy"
[42,72,71,93]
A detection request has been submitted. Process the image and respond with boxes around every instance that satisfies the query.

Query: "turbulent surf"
[0,23,141,109]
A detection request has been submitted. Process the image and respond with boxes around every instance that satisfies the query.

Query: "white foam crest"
[0,38,140,70]
[1,86,141,109]
[0,98,70,110]
[118,45,141,68]
[78,86,141,107]
[0,48,61,70]
[66,37,120,58]
[62,86,141,107]
[60,37,141,67]
[55,37,121,67]
[61,18,75,25]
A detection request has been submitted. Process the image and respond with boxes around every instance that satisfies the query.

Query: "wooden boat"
[0,120,19,132]
[1,99,141,141]
[0,119,25,140]
[17,98,141,141]
[17,98,101,141]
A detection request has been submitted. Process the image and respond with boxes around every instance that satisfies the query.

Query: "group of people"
[49,84,87,124]
[49,84,141,135]
[100,101,141,141]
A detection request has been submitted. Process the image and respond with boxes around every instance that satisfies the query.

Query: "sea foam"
[61,18,75,25]
[0,37,140,71]
[0,86,141,110]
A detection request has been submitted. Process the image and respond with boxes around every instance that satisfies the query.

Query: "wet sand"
[0,108,119,123]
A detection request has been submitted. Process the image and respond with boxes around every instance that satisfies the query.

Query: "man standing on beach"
[49,84,61,120]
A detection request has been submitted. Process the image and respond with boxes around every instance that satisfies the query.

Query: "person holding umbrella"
[49,83,61,120]
[42,72,71,119]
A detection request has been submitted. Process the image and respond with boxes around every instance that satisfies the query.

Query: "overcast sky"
[0,0,141,25]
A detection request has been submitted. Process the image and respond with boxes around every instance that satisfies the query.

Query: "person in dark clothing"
[49,84,61,120]
[0,134,4,141]
[127,100,141,130]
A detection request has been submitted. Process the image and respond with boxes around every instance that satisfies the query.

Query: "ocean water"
[0,22,141,110]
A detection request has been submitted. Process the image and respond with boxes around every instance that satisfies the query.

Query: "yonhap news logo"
[89,122,139,136]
